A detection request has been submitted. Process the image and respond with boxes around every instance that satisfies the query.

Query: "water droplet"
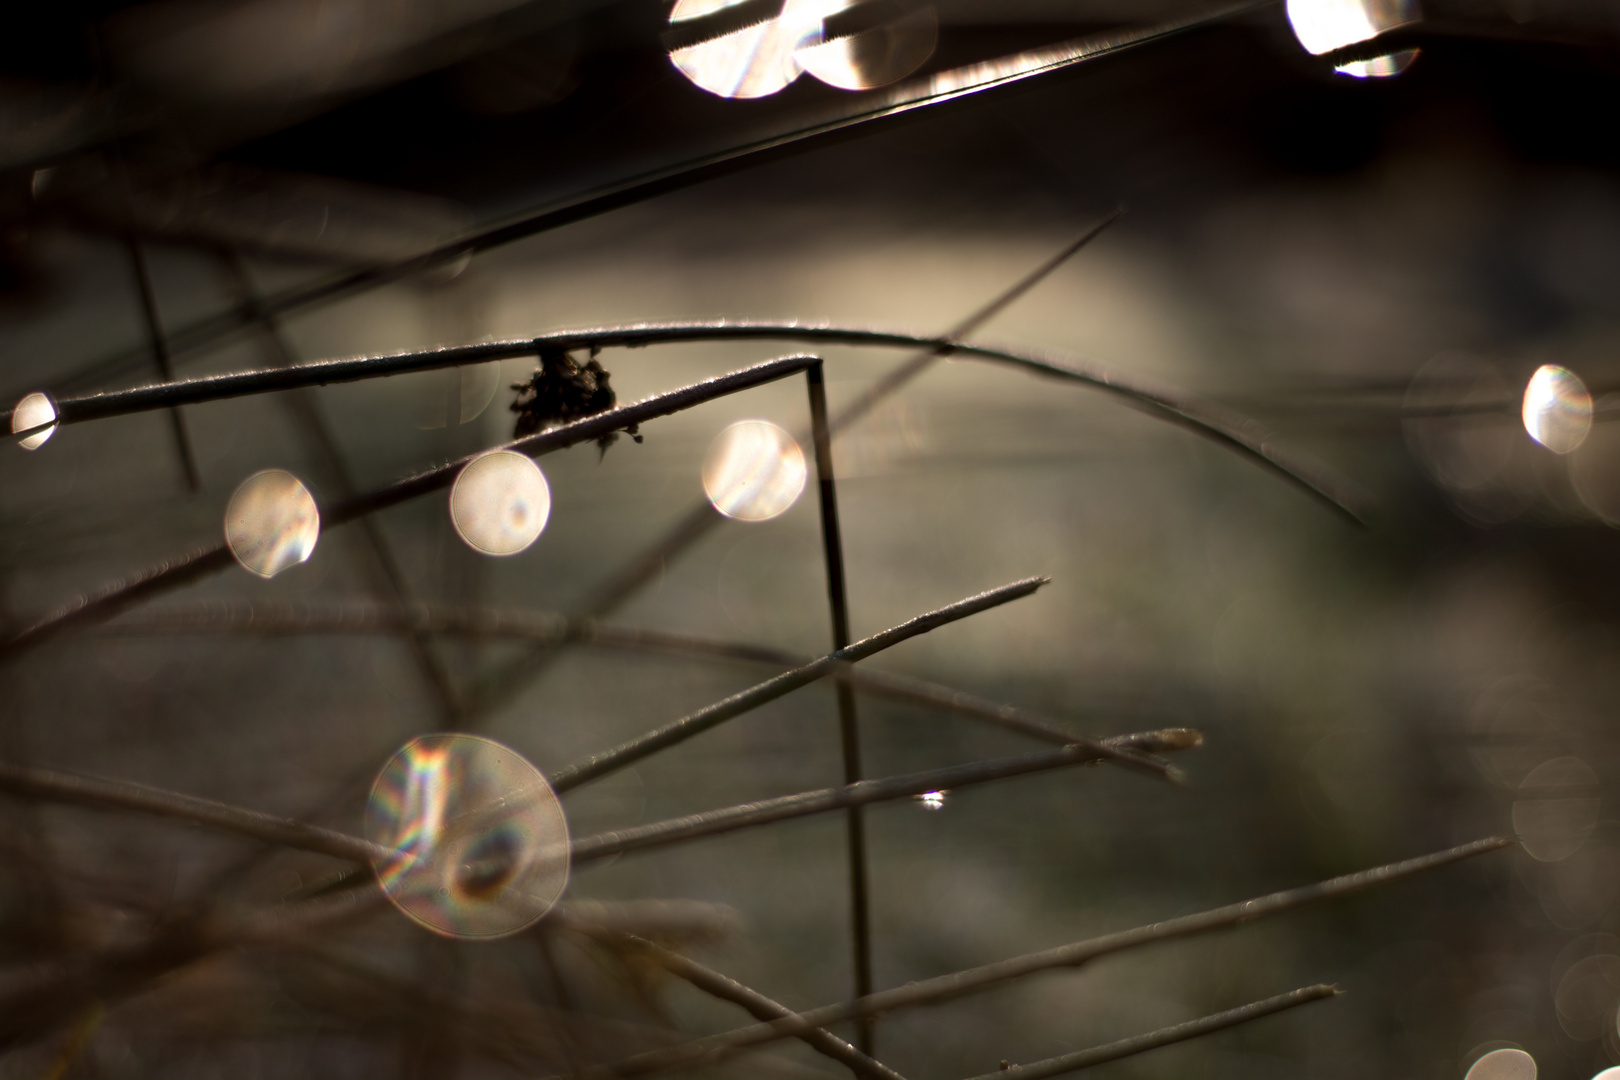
[794,0,937,91]
[11,392,57,451]
[914,790,947,810]
[364,734,569,939]
[1513,757,1600,862]
[702,420,807,522]
[224,469,320,579]
[1335,48,1419,78]
[667,0,813,99]
[449,450,551,556]
[1523,365,1593,454]
[1285,0,1419,56]
[1464,1048,1536,1080]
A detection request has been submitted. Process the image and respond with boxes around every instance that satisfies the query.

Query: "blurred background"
[4,0,1620,1078]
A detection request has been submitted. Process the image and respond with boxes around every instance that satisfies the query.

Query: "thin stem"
[560,921,907,1080]
[566,738,1191,866]
[0,355,816,661]
[29,5,1254,401]
[122,237,201,493]
[806,361,876,1055]
[544,578,1181,793]
[965,984,1338,1080]
[104,599,1201,755]
[15,323,1362,523]
[582,837,1514,1079]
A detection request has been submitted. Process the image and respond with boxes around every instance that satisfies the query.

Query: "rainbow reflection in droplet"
[1464,1048,1535,1080]
[449,450,551,556]
[702,420,808,522]
[364,734,569,939]
[11,392,57,450]
[1522,364,1593,454]
[223,469,320,578]
[914,790,947,811]
[1285,0,1419,56]
[1335,48,1418,78]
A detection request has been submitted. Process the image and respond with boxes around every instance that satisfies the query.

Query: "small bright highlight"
[1522,364,1592,454]
[702,419,808,522]
[223,469,320,578]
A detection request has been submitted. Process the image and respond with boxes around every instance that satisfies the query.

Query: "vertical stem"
[123,237,202,492]
[805,360,875,1059]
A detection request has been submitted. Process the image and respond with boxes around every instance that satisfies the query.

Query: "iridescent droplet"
[1464,1049,1536,1080]
[667,0,814,99]
[914,790,947,811]
[364,734,570,939]
[1285,0,1419,56]
[11,392,57,451]
[449,450,551,556]
[1335,48,1418,78]
[224,469,320,578]
[1523,364,1593,454]
[702,420,808,522]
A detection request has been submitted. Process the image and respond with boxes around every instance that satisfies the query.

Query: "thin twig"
[0,355,816,661]
[578,837,1514,1079]
[964,984,1338,1080]
[543,579,1177,792]
[805,360,876,1051]
[102,600,1200,754]
[565,738,1194,866]
[560,920,906,1080]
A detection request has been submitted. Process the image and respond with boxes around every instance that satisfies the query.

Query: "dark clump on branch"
[511,347,642,453]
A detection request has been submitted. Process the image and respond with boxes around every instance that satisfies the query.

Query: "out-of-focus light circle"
[224,469,320,579]
[1591,1068,1620,1079]
[11,392,57,450]
[1513,757,1600,862]
[364,733,570,939]
[794,0,937,90]
[450,451,551,556]
[667,0,814,99]
[1523,365,1593,454]
[1464,1048,1536,1080]
[1335,48,1418,78]
[702,420,808,522]
[1555,954,1620,1040]
[1285,0,1419,55]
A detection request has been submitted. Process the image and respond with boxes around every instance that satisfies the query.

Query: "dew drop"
[224,469,320,579]
[364,734,570,939]
[702,420,807,522]
[449,450,551,556]
[1335,48,1419,78]
[1285,0,1419,56]
[914,790,947,811]
[1523,364,1593,454]
[11,392,57,451]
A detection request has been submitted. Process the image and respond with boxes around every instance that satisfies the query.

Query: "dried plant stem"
[105,600,1194,753]
[563,922,907,1080]
[566,738,1193,866]
[544,578,1176,792]
[582,837,1513,1079]
[0,355,816,661]
[963,984,1338,1080]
